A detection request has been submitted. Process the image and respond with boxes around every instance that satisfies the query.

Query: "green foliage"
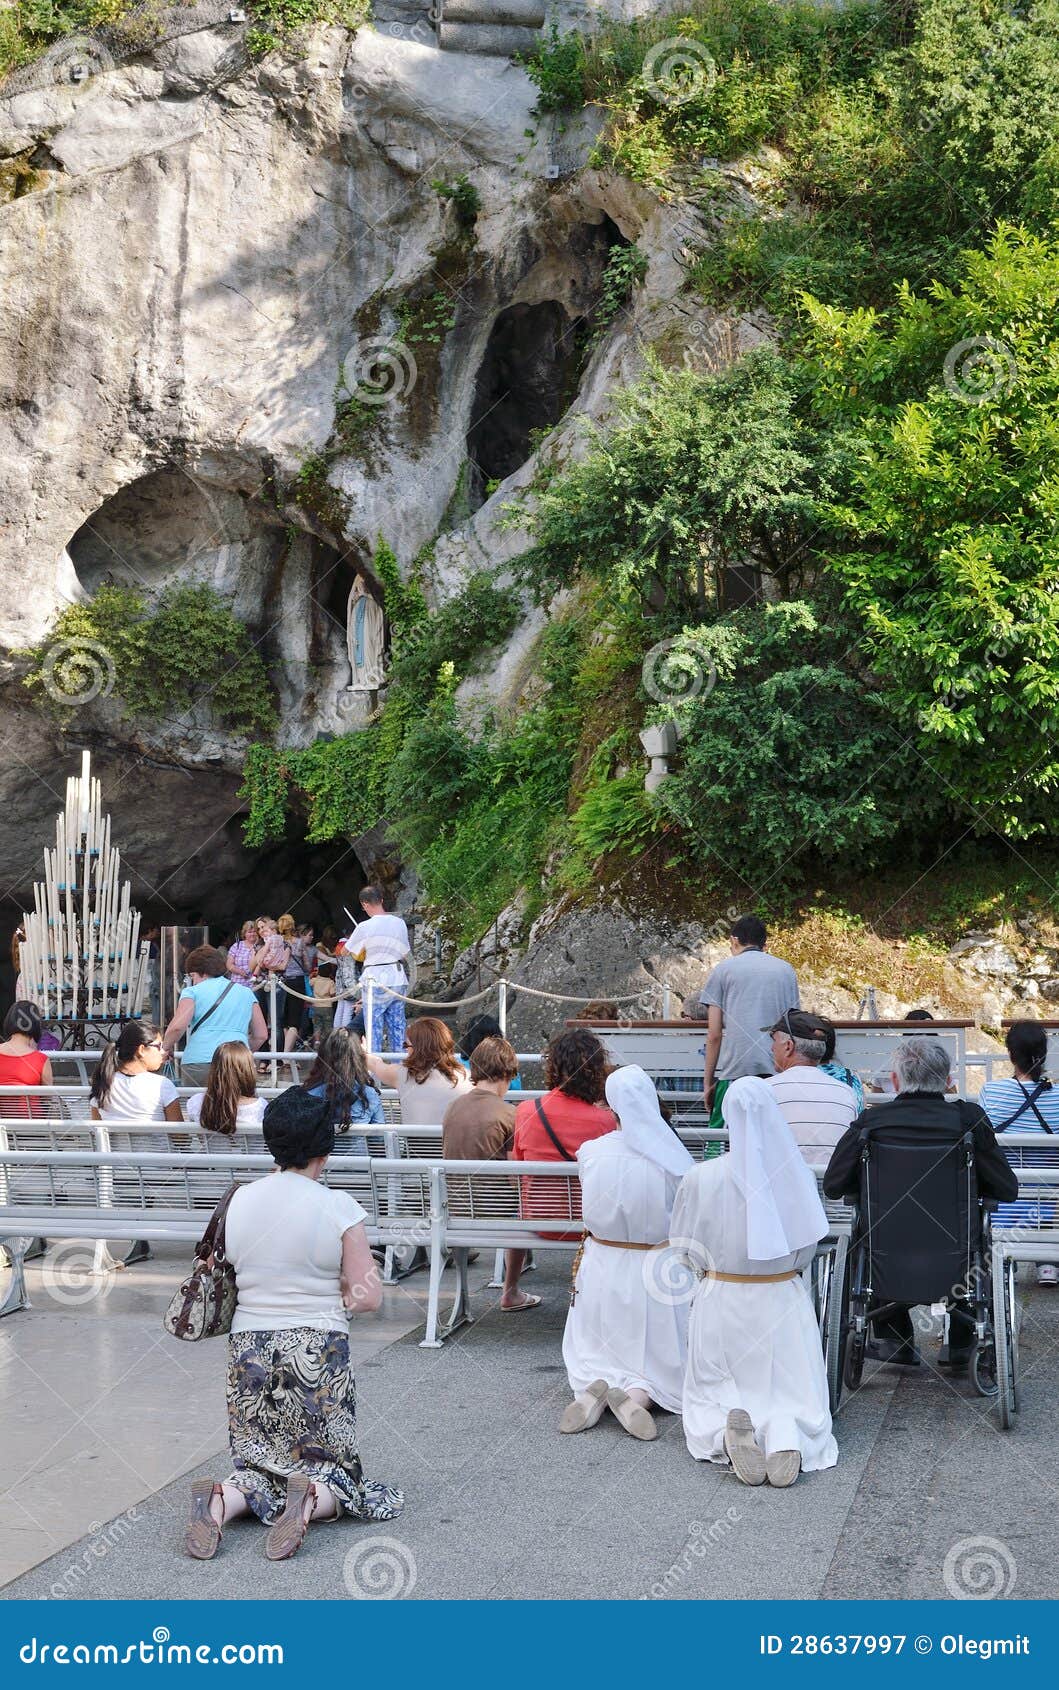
[654,602,913,885]
[245,27,279,57]
[567,771,664,874]
[396,288,458,350]
[239,551,523,883]
[802,222,1059,839]
[1,0,123,77]
[246,0,367,41]
[518,23,588,111]
[522,0,1059,317]
[0,0,365,78]
[431,174,481,230]
[590,243,648,344]
[24,583,277,735]
[508,348,832,611]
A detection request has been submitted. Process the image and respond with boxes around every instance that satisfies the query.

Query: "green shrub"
[802,222,1059,838]
[23,583,277,735]
[654,602,914,884]
[507,349,832,612]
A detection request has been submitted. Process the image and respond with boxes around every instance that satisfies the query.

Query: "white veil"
[721,1076,828,1262]
[604,1065,694,1179]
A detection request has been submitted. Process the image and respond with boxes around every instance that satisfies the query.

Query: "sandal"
[185,1478,224,1559]
[265,1475,315,1561]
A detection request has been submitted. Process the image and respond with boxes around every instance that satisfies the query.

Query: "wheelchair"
[822,1122,1017,1419]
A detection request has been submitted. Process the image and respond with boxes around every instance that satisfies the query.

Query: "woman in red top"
[0,1001,54,1105]
[507,1028,617,1311]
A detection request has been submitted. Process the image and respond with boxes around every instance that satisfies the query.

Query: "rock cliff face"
[0,14,755,929]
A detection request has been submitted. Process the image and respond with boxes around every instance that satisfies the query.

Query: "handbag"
[162,1182,240,1341]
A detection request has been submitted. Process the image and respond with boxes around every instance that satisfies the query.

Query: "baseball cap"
[763,1008,833,1042]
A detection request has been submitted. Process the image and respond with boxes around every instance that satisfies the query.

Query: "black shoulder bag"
[187,978,237,1040]
[535,1097,576,1161]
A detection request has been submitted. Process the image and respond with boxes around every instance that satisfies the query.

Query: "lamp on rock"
[639,722,678,793]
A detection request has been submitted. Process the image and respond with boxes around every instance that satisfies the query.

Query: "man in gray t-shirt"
[698,915,799,1126]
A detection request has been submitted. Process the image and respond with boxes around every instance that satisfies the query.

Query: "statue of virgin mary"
[346,574,387,692]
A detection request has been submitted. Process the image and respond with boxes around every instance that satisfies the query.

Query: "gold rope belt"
[569,1234,668,1304]
[701,1268,799,1284]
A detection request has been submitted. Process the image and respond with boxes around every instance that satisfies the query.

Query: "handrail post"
[269,978,278,1090]
[498,979,507,1037]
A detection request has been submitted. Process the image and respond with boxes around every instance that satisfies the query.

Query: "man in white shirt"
[344,885,411,1054]
[765,1009,859,1167]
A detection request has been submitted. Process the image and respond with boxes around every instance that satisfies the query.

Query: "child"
[312,960,338,1044]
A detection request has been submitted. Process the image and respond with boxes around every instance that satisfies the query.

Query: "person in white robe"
[560,1065,695,1441]
[671,1075,838,1487]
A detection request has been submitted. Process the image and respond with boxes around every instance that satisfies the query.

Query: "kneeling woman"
[560,1065,694,1441]
[671,1076,837,1488]
[185,1089,402,1561]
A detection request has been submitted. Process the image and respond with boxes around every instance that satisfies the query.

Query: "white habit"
[672,1076,838,1471]
[562,1066,693,1412]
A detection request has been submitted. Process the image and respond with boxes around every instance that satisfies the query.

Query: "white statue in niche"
[346,573,387,692]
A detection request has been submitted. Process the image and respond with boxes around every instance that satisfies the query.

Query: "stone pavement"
[4,1249,1058,1602]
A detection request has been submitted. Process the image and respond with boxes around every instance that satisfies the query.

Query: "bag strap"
[535,1097,576,1162]
[996,1079,1054,1134]
[188,977,237,1038]
[195,1181,240,1262]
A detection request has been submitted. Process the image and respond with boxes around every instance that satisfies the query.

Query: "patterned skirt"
[226,1327,404,1525]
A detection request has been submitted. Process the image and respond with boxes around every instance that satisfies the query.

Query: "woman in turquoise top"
[163,945,268,1087]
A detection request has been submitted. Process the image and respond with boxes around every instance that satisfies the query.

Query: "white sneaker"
[1037,1264,1058,1285]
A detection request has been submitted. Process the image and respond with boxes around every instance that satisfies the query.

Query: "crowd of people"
[1,902,1049,1557]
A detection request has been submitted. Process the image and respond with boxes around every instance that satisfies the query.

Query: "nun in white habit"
[560,1065,695,1442]
[671,1075,837,1488]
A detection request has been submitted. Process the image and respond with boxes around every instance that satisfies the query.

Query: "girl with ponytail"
[89,1021,183,1123]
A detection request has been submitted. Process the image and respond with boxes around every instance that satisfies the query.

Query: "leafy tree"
[653,602,915,885]
[508,349,834,613]
[803,223,1059,837]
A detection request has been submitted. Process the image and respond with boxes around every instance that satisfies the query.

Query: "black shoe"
[122,1241,152,1266]
[866,1338,921,1367]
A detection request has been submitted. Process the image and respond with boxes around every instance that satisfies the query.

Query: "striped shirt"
[978,1077,1059,1228]
[768,1065,859,1166]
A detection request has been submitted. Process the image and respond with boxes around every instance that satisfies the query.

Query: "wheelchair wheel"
[843,1328,865,1393]
[970,1337,998,1397]
[822,1244,848,1413]
[993,1256,1019,1429]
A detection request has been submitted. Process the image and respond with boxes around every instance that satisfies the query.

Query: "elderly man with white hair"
[560,1065,694,1443]
[824,1035,1017,1370]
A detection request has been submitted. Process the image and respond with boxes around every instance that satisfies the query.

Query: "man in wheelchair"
[823,1037,1017,1372]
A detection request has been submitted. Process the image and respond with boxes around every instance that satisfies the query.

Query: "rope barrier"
[268,976,662,1009]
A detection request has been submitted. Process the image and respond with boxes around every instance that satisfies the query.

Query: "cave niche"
[466,301,581,505]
